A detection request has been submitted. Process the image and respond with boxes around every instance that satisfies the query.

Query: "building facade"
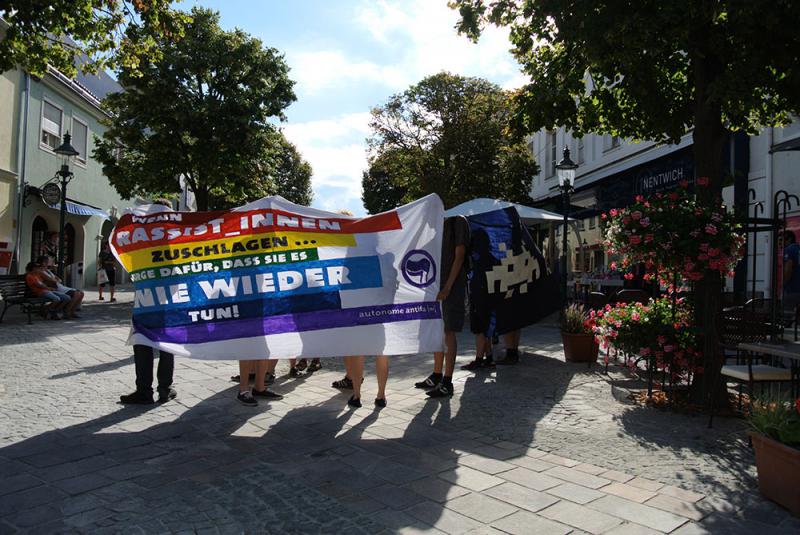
[528,122,800,298]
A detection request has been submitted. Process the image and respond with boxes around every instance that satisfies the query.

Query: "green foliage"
[93,8,298,211]
[0,0,188,78]
[749,398,800,447]
[451,0,800,143]
[271,135,313,206]
[363,72,538,213]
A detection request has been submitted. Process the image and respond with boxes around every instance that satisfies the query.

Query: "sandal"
[332,376,353,389]
[374,398,386,408]
[295,358,308,371]
[307,358,322,372]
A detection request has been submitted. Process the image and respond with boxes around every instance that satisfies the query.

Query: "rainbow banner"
[111,195,445,359]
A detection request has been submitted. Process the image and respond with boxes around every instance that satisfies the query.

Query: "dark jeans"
[133,344,174,394]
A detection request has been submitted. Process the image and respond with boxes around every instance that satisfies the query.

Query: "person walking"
[98,241,116,302]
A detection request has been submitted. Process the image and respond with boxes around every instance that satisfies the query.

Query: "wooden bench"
[0,275,49,324]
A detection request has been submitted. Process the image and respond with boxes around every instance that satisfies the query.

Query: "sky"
[188,0,526,215]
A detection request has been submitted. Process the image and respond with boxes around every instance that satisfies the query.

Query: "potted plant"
[748,398,800,515]
[561,303,598,363]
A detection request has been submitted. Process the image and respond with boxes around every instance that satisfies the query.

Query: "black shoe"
[289,367,299,377]
[426,383,454,398]
[157,387,177,403]
[332,376,354,389]
[120,390,154,405]
[230,373,257,382]
[414,373,441,389]
[308,359,322,372]
[481,359,496,369]
[347,396,362,408]
[265,373,275,385]
[460,360,483,371]
[253,388,283,400]
[237,391,257,407]
[374,398,386,408]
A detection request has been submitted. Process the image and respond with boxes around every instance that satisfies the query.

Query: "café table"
[737,341,800,396]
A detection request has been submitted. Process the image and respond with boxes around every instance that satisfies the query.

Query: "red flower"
[696,176,709,186]
[679,180,689,188]
[795,397,800,414]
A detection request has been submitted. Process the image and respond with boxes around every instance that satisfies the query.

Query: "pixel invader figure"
[485,242,540,299]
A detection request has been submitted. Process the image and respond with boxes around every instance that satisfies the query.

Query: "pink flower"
[708,248,720,257]
[631,312,640,321]
[668,192,679,201]
[663,344,674,353]
[699,243,709,252]
[601,213,607,220]
[624,273,635,280]
[635,195,644,202]
[610,209,619,217]
[629,235,642,245]
[631,211,642,220]
[705,224,718,235]
[623,216,631,225]
[679,180,689,188]
[644,234,654,243]
[657,335,667,345]
[639,217,651,228]
[697,176,709,186]
[640,347,651,356]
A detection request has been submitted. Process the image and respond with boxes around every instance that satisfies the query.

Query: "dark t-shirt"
[99,250,115,269]
[784,243,800,293]
[441,216,470,290]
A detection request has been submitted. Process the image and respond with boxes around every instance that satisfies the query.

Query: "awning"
[770,136,800,153]
[444,197,573,223]
[47,200,110,219]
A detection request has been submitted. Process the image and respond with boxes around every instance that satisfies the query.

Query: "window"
[546,131,557,178]
[577,137,585,164]
[589,216,596,229]
[41,100,62,150]
[603,134,621,152]
[612,136,621,149]
[578,219,585,231]
[71,117,88,164]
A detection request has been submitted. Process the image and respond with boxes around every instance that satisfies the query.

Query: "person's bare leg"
[444,331,457,377]
[253,360,269,392]
[266,359,278,374]
[239,361,252,393]
[350,356,364,401]
[432,351,445,374]
[109,285,115,301]
[375,356,389,401]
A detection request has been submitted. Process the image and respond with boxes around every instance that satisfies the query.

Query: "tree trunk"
[194,186,209,212]
[689,48,729,406]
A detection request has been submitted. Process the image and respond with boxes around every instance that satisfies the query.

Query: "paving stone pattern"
[1,290,797,533]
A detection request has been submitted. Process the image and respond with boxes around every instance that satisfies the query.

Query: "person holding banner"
[415,215,470,398]
[236,359,282,407]
[346,355,389,408]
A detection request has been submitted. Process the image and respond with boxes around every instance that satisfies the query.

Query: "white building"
[527,121,800,299]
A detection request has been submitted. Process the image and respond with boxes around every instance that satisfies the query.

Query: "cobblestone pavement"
[1,289,798,534]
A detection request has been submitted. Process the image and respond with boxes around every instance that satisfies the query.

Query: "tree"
[272,135,313,206]
[451,0,800,402]
[94,7,296,211]
[364,71,538,212]
[0,0,187,78]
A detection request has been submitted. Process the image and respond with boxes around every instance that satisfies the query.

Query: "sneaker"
[289,367,299,377]
[332,376,354,389]
[414,373,441,389]
[347,396,362,408]
[460,360,483,371]
[252,388,283,400]
[237,390,257,407]
[120,390,154,405]
[426,382,454,398]
[157,387,177,403]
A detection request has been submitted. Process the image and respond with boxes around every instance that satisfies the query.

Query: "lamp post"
[53,133,79,279]
[556,146,578,305]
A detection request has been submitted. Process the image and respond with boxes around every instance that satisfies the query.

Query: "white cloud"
[289,50,406,97]
[283,113,372,211]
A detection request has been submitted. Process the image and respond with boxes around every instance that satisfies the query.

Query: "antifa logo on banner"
[467,207,560,334]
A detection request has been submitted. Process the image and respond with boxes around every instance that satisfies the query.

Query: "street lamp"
[53,132,79,278]
[556,146,578,305]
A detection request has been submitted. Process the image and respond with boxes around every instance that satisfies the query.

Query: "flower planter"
[561,332,599,363]
[750,432,800,516]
